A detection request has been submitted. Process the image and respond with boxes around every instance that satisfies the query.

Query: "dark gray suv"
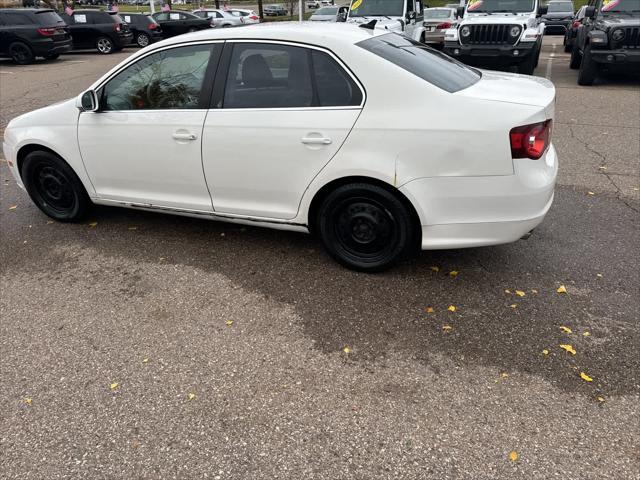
[542,0,575,34]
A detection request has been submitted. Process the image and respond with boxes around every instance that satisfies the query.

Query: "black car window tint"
[311,50,362,107]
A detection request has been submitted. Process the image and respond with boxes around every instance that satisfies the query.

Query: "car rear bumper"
[115,32,134,47]
[544,20,571,32]
[590,48,640,66]
[31,38,73,56]
[444,41,536,65]
[423,31,446,44]
[400,145,558,250]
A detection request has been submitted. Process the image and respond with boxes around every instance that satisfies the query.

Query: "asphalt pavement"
[0,36,639,479]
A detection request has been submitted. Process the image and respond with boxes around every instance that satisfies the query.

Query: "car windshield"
[600,0,640,15]
[466,0,536,14]
[316,6,339,14]
[35,10,66,25]
[357,33,481,93]
[425,9,453,19]
[547,2,574,12]
[350,0,405,17]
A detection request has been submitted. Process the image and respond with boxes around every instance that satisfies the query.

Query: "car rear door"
[201,41,364,220]
[78,43,221,211]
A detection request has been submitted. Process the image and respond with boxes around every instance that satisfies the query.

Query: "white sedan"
[2,23,557,271]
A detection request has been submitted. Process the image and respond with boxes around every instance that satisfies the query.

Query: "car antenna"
[359,19,378,30]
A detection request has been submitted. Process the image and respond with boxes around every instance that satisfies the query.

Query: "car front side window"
[102,44,215,111]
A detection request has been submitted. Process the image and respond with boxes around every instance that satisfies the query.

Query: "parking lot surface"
[1,36,639,479]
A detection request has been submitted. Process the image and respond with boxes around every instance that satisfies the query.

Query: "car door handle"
[172,132,197,141]
[301,137,332,145]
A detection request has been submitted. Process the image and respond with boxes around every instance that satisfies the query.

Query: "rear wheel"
[8,41,35,65]
[136,32,150,47]
[21,150,91,222]
[578,45,598,86]
[96,36,114,54]
[317,184,414,272]
[569,45,581,69]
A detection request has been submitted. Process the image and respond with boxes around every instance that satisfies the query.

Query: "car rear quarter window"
[35,11,66,26]
[311,50,362,107]
[1,12,35,26]
[357,33,480,93]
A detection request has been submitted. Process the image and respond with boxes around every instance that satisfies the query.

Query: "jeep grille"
[459,24,520,46]
[614,27,640,49]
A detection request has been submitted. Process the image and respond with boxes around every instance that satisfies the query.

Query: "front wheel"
[96,36,114,54]
[569,45,581,69]
[136,32,150,47]
[21,151,91,222]
[317,184,414,272]
[518,50,537,75]
[578,45,598,86]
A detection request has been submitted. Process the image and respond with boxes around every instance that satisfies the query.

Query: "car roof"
[0,8,55,13]
[154,22,386,48]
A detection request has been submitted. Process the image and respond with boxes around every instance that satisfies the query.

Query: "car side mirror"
[537,5,548,16]
[406,11,417,22]
[77,90,99,112]
[338,12,347,22]
[456,6,465,19]
[585,6,596,18]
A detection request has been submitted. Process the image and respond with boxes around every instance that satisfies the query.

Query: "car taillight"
[572,20,581,28]
[149,22,157,29]
[250,15,259,20]
[436,21,452,29]
[509,120,552,160]
[37,27,56,36]
[114,23,121,32]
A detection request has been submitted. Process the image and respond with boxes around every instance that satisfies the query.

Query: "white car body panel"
[2,23,558,252]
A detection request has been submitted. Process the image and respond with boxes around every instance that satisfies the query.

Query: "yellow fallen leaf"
[447,305,456,312]
[597,396,605,402]
[509,451,519,462]
[187,393,196,401]
[88,221,98,228]
[46,220,54,224]
[8,205,17,210]
[442,324,453,332]
[559,326,572,334]
[501,372,508,378]
[110,382,119,390]
[598,165,607,170]
[225,320,233,326]
[583,331,590,337]
[504,289,511,294]
[449,270,459,278]
[430,266,440,272]
[557,285,567,294]
[596,273,603,278]
[142,357,149,363]
[580,372,593,382]
[343,346,351,354]
[510,304,517,309]
[587,191,595,196]
[425,307,434,313]
[531,289,538,294]
[560,344,576,355]
[128,226,138,231]
[515,290,526,297]
[24,398,32,405]
[542,349,549,355]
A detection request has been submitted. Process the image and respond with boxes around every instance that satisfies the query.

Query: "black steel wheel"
[9,41,35,65]
[21,150,91,222]
[317,183,414,272]
[578,45,598,86]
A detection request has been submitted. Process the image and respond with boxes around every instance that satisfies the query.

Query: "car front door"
[201,41,364,220]
[69,12,91,48]
[153,12,172,36]
[78,43,221,211]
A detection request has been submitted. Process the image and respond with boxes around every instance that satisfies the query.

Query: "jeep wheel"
[569,46,581,69]
[578,45,598,86]
[518,49,537,75]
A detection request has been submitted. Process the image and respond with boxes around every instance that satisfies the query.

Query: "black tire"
[43,53,60,60]
[21,150,91,222]
[317,183,414,272]
[8,41,35,65]
[96,36,114,54]
[578,45,597,86]
[564,43,572,53]
[518,49,537,75]
[136,32,150,47]
[569,45,581,69]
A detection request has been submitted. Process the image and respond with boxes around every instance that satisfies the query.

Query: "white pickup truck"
[345,0,427,43]
[443,0,548,75]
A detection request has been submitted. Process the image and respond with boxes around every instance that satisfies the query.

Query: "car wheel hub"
[336,202,394,255]
[37,166,73,210]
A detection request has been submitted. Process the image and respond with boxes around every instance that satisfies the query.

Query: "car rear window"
[547,2,574,12]
[356,33,480,93]
[35,10,66,25]
[425,9,453,19]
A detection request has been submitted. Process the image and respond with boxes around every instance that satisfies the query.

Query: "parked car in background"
[422,7,457,48]
[563,5,586,52]
[3,24,557,272]
[309,6,349,22]
[228,9,261,24]
[570,0,640,85]
[0,8,71,64]
[541,0,575,34]
[263,5,288,16]
[60,10,132,54]
[120,13,163,47]
[192,9,243,28]
[307,0,334,7]
[151,11,211,38]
